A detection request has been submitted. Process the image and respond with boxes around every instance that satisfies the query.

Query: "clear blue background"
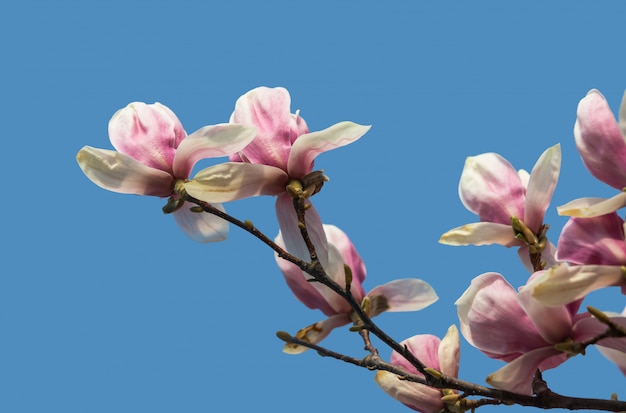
[2,1,625,412]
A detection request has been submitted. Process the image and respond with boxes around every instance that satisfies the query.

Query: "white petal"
[368,279,438,312]
[530,264,624,306]
[557,193,626,217]
[173,124,257,178]
[439,222,517,247]
[77,146,173,196]
[184,163,287,203]
[173,202,228,243]
[524,144,561,231]
[288,121,370,178]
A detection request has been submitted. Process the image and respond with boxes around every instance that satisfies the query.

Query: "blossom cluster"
[77,86,626,412]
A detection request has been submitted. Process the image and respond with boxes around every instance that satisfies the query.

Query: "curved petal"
[275,194,328,266]
[524,144,561,231]
[230,86,293,171]
[172,202,228,243]
[77,146,173,196]
[597,345,626,375]
[439,222,517,247]
[456,273,547,360]
[324,225,367,289]
[288,121,371,178]
[173,124,257,178]
[458,153,524,225]
[517,278,573,344]
[109,102,185,173]
[486,347,565,395]
[282,314,350,354]
[574,89,626,190]
[368,279,438,313]
[557,193,626,217]
[184,163,287,203]
[274,231,336,316]
[556,214,626,265]
[530,264,625,306]
[375,370,443,413]
[439,325,460,378]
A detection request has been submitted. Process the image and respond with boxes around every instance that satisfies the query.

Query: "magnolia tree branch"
[278,333,626,412]
[183,192,626,412]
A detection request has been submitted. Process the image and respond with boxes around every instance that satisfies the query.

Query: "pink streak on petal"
[324,225,367,299]
[456,273,547,361]
[288,121,371,178]
[524,144,561,232]
[391,334,441,373]
[274,232,336,315]
[459,153,525,225]
[172,202,228,243]
[556,214,626,265]
[575,89,626,189]
[109,102,186,174]
[172,124,256,178]
[487,347,565,395]
[230,86,293,171]
[517,280,572,344]
[76,146,174,196]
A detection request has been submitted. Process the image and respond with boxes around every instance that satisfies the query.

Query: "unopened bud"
[162,196,185,214]
[276,331,293,343]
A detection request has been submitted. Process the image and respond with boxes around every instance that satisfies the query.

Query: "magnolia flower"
[457,272,626,394]
[375,325,460,413]
[184,86,370,265]
[76,102,268,242]
[440,145,560,271]
[558,89,626,217]
[275,224,438,353]
[527,213,626,305]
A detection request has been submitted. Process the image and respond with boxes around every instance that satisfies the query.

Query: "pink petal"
[486,347,566,395]
[456,273,547,361]
[524,144,561,231]
[183,163,287,203]
[458,153,525,225]
[517,278,573,344]
[230,86,293,171]
[172,124,257,178]
[172,202,228,243]
[274,232,336,315]
[557,193,626,217]
[109,102,185,173]
[288,121,371,178]
[575,89,626,190]
[556,214,626,265]
[275,194,329,265]
[368,279,438,313]
[439,222,517,247]
[76,146,174,196]
[324,225,367,297]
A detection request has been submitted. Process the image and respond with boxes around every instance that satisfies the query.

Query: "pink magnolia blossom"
[527,213,626,305]
[76,102,278,242]
[275,224,438,353]
[558,89,626,217]
[440,145,560,271]
[183,86,370,265]
[375,325,460,413]
[457,272,626,394]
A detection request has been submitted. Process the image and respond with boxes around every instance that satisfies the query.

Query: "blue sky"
[2,1,626,412]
